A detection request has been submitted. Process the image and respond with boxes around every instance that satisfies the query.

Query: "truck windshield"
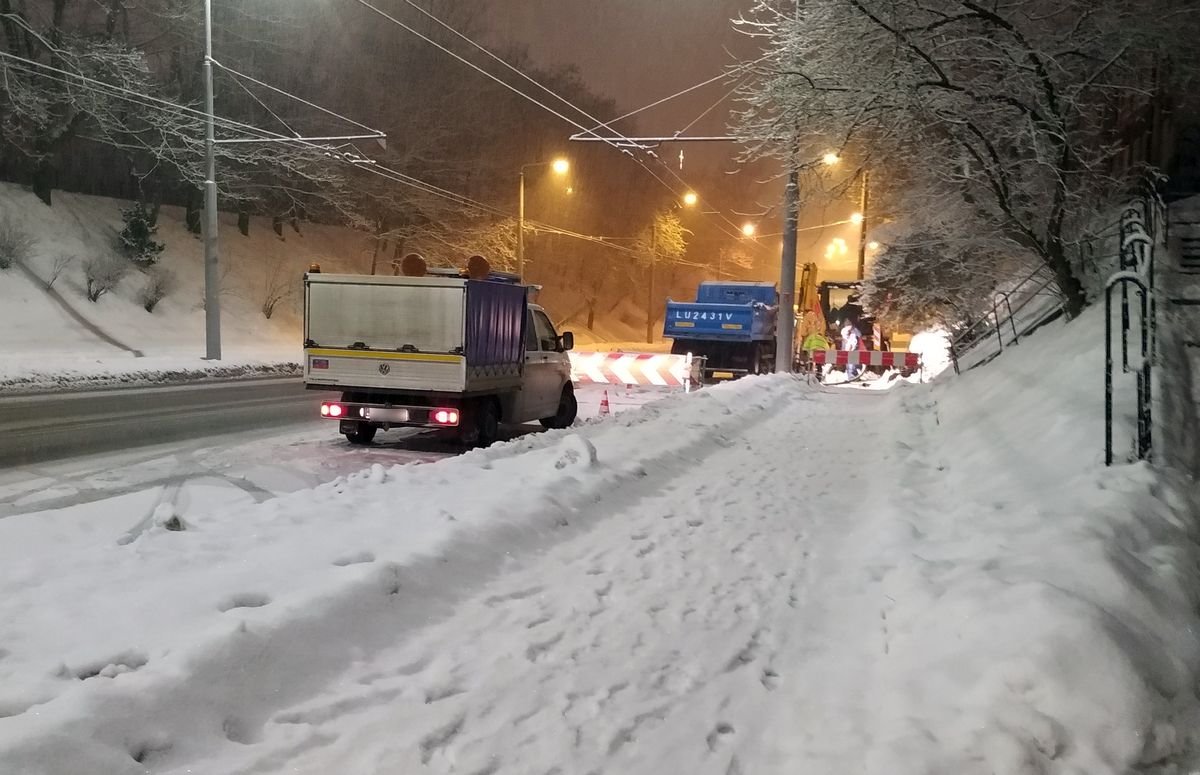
[307,282,464,352]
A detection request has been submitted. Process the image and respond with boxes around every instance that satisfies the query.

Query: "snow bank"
[0,183,361,385]
[866,305,1200,773]
[0,375,795,773]
[0,354,301,393]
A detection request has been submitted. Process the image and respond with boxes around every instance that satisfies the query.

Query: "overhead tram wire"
[397,0,760,146]
[0,51,500,211]
[353,0,756,244]
[395,0,757,246]
[0,51,640,255]
[210,59,384,139]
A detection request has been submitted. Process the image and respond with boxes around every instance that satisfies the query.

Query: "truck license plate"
[364,407,410,422]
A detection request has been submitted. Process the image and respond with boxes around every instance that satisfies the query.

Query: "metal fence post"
[1105,271,1150,466]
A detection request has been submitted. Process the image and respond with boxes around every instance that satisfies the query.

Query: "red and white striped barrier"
[569,351,699,387]
[810,350,920,369]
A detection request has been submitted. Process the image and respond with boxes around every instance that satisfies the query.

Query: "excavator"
[793,263,913,374]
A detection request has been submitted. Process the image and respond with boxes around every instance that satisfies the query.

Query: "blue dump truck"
[663,281,779,381]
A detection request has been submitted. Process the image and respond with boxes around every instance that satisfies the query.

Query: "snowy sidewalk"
[204,388,901,775]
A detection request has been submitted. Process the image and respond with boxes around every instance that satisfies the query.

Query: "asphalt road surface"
[0,378,335,467]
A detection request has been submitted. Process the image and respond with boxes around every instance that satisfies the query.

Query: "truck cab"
[304,271,576,447]
[498,304,574,430]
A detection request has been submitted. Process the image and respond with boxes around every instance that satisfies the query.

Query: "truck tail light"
[432,408,459,426]
[311,358,330,370]
[321,402,345,418]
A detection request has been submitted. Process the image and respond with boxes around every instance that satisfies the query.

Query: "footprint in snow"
[332,551,375,567]
[706,722,736,751]
[218,593,271,612]
[74,650,149,680]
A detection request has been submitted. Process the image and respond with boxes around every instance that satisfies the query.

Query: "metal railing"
[1105,191,1164,465]
[948,265,1063,375]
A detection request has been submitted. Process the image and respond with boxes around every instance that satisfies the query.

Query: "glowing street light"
[825,237,850,261]
[850,212,864,224]
[682,191,699,207]
[741,222,757,238]
[868,241,880,250]
[823,152,840,166]
[518,157,573,281]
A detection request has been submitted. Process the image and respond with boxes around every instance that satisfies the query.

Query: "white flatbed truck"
[303,269,577,446]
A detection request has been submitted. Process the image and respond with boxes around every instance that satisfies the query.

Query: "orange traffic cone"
[599,389,611,416]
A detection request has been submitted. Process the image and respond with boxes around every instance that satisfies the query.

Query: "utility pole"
[775,170,799,373]
[645,221,656,344]
[517,170,526,281]
[202,0,221,360]
[856,169,869,281]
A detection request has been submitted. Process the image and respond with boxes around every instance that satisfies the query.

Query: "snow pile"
[0,355,301,393]
[867,305,1200,773]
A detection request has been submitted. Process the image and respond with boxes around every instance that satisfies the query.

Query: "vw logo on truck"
[378,363,391,375]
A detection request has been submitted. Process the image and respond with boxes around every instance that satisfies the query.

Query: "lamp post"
[517,157,569,282]
[856,170,870,281]
[645,193,697,343]
[202,0,220,360]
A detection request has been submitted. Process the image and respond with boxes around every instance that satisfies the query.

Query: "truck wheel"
[462,398,500,448]
[345,424,377,445]
[541,384,578,429]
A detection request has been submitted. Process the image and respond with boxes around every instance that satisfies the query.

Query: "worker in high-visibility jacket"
[801,330,833,354]
[801,331,834,375]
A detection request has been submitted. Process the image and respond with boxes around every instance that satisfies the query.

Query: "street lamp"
[849,212,864,224]
[517,157,569,281]
[682,191,699,207]
[741,222,757,238]
[822,152,841,166]
[868,241,880,251]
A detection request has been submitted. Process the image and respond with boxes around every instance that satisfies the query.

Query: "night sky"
[481,0,863,279]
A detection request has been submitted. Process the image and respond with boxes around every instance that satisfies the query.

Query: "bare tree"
[0,215,36,269]
[83,253,129,301]
[258,253,295,319]
[138,267,174,312]
[47,253,75,288]
[735,0,1197,317]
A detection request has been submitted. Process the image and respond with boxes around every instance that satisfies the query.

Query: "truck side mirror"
[558,331,574,352]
